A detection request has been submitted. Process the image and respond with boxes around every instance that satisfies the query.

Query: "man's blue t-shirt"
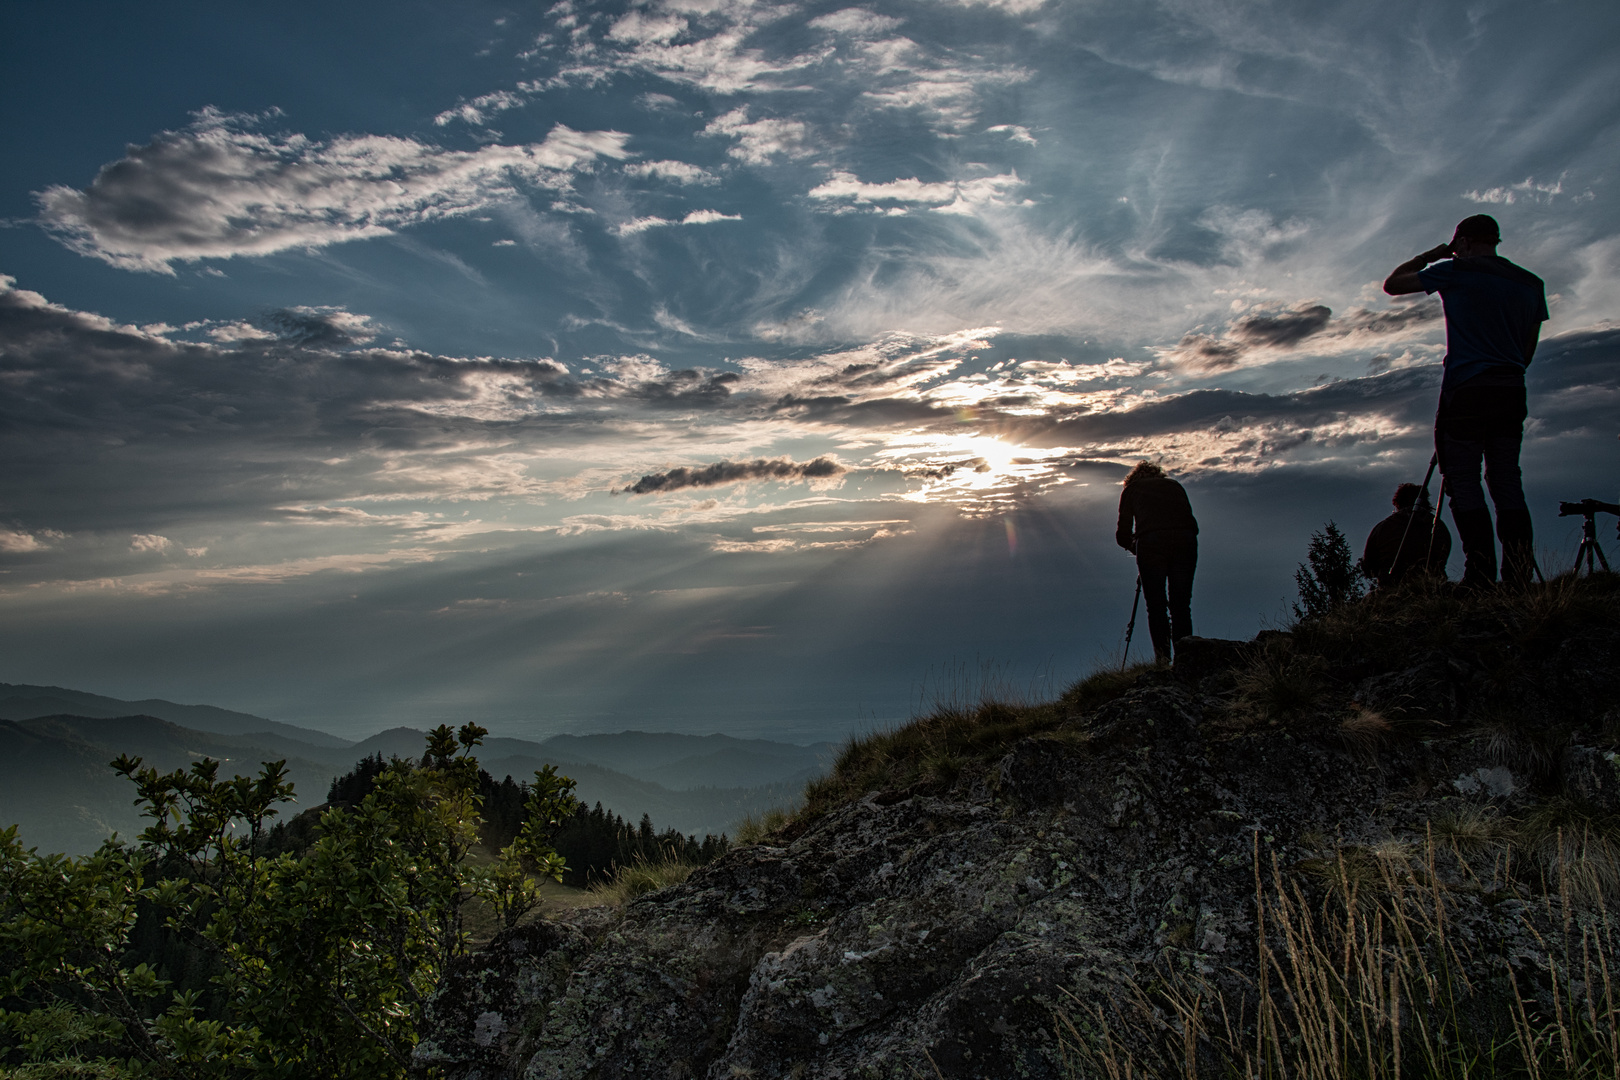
[1417,256,1548,391]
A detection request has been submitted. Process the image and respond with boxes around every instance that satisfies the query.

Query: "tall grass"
[734,806,797,846]
[794,663,1158,822]
[1058,834,1619,1079]
[585,851,699,908]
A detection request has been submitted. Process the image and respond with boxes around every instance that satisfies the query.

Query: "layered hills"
[0,684,834,855]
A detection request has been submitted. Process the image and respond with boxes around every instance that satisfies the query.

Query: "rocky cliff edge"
[413,575,1620,1080]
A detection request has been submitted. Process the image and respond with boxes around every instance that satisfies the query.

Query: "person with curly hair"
[1116,461,1199,662]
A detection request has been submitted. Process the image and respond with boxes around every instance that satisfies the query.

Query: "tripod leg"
[1598,543,1612,572]
[1121,575,1142,672]
[1390,453,1439,579]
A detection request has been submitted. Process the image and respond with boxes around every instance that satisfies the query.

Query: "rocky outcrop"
[414,594,1620,1080]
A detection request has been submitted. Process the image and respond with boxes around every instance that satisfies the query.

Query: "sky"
[2,0,1618,743]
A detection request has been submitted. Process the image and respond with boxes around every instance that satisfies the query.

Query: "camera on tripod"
[1558,498,1620,574]
[1557,498,1620,519]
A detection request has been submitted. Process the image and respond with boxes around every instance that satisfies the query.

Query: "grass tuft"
[1227,636,1327,728]
[585,855,697,908]
[735,806,796,846]
[1059,833,1620,1079]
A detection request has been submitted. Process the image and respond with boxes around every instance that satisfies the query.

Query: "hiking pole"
[1390,452,1439,578]
[1121,575,1142,671]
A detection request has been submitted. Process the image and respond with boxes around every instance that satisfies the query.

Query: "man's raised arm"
[1383,243,1455,295]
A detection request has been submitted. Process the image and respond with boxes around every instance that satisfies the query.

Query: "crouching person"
[1363,482,1453,589]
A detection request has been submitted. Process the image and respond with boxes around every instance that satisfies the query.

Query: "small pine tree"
[1293,520,1367,621]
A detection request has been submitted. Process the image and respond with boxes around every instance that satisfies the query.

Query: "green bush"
[0,724,576,1079]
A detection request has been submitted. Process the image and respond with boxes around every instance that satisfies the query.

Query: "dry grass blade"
[1055,834,1620,1079]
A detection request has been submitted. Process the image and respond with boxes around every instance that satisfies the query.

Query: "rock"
[1172,636,1249,682]
[1562,743,1620,813]
[1086,683,1202,753]
[412,920,588,1079]
[413,595,1620,1080]
[996,736,1082,808]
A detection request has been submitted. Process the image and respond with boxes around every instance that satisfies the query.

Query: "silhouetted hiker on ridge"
[1116,461,1198,662]
[1384,213,1548,589]
[1363,482,1453,589]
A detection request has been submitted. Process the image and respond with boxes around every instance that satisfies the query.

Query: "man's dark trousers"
[1136,530,1197,661]
[1437,381,1533,587]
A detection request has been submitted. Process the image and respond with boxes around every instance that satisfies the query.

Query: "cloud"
[807,171,1026,215]
[807,9,904,37]
[986,124,1037,145]
[1329,302,1442,341]
[264,307,378,347]
[208,321,278,344]
[939,0,1046,10]
[623,456,847,495]
[1463,175,1567,205]
[1162,333,1247,372]
[623,160,719,185]
[0,528,61,553]
[1229,303,1333,347]
[701,109,815,165]
[433,89,531,127]
[608,10,688,44]
[35,109,632,272]
[5,264,1616,606]
[618,209,743,235]
[1160,299,1438,371]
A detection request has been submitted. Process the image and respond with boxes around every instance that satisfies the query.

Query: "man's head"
[1450,214,1501,257]
[1393,482,1430,510]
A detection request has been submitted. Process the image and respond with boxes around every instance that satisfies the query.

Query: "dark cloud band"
[623,457,846,495]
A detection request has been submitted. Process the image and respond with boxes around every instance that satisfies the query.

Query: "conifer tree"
[1293,520,1368,621]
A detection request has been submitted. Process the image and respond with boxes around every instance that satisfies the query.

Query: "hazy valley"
[0,682,834,855]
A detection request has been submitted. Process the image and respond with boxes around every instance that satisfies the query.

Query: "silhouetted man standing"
[1363,482,1453,589]
[1116,461,1198,662]
[1383,214,1548,588]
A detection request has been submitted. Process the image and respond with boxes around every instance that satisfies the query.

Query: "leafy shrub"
[0,724,576,1079]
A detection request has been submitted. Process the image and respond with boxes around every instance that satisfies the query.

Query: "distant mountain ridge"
[0,684,835,791]
[0,687,837,856]
[0,683,353,748]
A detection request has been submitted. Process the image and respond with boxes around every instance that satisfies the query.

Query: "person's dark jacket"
[1116,476,1199,552]
[1362,507,1452,588]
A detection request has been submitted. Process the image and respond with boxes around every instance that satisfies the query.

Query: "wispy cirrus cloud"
[34,109,632,272]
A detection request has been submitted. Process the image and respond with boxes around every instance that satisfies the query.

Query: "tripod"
[1559,499,1620,576]
[1120,575,1142,671]
[1574,510,1612,574]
